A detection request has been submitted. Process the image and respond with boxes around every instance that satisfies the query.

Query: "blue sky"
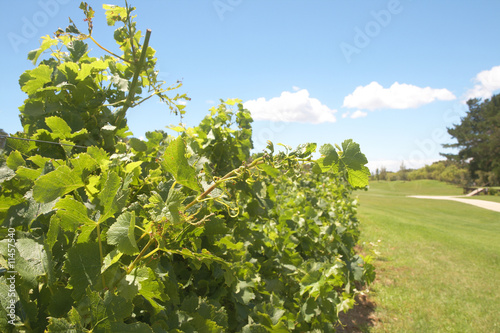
[1,0,500,171]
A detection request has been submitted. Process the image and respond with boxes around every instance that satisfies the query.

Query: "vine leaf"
[104,292,133,322]
[340,139,368,169]
[63,242,101,299]
[27,36,59,65]
[319,143,339,166]
[110,322,154,333]
[98,170,122,222]
[33,165,84,203]
[5,238,47,289]
[45,116,72,139]
[339,139,370,188]
[20,64,53,95]
[161,136,201,192]
[54,196,95,232]
[46,317,75,332]
[347,166,371,189]
[6,151,26,171]
[129,267,169,311]
[107,211,139,255]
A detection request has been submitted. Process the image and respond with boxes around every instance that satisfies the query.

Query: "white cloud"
[292,85,301,91]
[243,89,337,123]
[350,110,368,119]
[341,110,368,119]
[463,65,500,101]
[343,81,456,110]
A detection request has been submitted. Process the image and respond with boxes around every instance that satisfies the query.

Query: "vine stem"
[184,157,264,211]
[114,29,152,127]
[89,35,130,64]
[126,237,155,274]
[96,223,106,289]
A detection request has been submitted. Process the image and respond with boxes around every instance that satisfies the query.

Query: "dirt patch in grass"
[334,293,378,332]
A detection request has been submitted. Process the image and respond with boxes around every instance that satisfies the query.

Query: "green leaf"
[80,288,109,330]
[301,297,319,323]
[340,139,368,169]
[47,288,73,317]
[165,188,183,224]
[241,324,269,333]
[161,136,201,192]
[46,317,76,332]
[67,40,88,62]
[54,196,94,231]
[235,280,256,305]
[258,164,280,177]
[347,165,370,189]
[16,166,43,181]
[6,151,25,171]
[104,292,133,322]
[103,4,128,26]
[319,143,339,166]
[110,322,154,333]
[226,98,242,106]
[64,242,101,299]
[293,143,317,158]
[27,36,58,65]
[45,116,72,138]
[22,100,45,117]
[129,138,147,152]
[125,161,142,174]
[98,171,122,221]
[312,157,339,174]
[128,267,168,311]
[69,153,99,176]
[20,65,53,95]
[33,165,84,203]
[8,238,47,288]
[57,62,79,83]
[106,212,139,255]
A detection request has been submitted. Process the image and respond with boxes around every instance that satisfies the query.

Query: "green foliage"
[0,2,373,332]
[443,94,500,184]
[405,160,470,186]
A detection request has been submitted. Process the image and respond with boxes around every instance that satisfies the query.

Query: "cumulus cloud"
[343,81,456,110]
[292,85,301,91]
[341,110,368,119]
[350,110,368,119]
[243,89,337,123]
[463,65,500,101]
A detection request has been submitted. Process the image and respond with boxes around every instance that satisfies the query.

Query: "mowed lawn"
[356,180,500,332]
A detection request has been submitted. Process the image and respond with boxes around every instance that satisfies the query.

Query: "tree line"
[372,94,500,191]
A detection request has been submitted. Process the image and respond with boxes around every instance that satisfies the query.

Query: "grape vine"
[0,2,374,332]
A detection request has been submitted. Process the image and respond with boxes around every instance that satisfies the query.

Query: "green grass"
[468,195,500,203]
[357,180,500,332]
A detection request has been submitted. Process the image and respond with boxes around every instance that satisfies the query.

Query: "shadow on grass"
[334,293,377,332]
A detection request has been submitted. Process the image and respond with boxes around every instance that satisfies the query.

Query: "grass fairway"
[356,180,500,332]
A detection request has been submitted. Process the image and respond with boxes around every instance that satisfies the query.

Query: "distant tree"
[375,168,380,181]
[442,94,500,184]
[379,166,387,180]
[398,161,408,181]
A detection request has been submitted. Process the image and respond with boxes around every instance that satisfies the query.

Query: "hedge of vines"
[0,2,374,332]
